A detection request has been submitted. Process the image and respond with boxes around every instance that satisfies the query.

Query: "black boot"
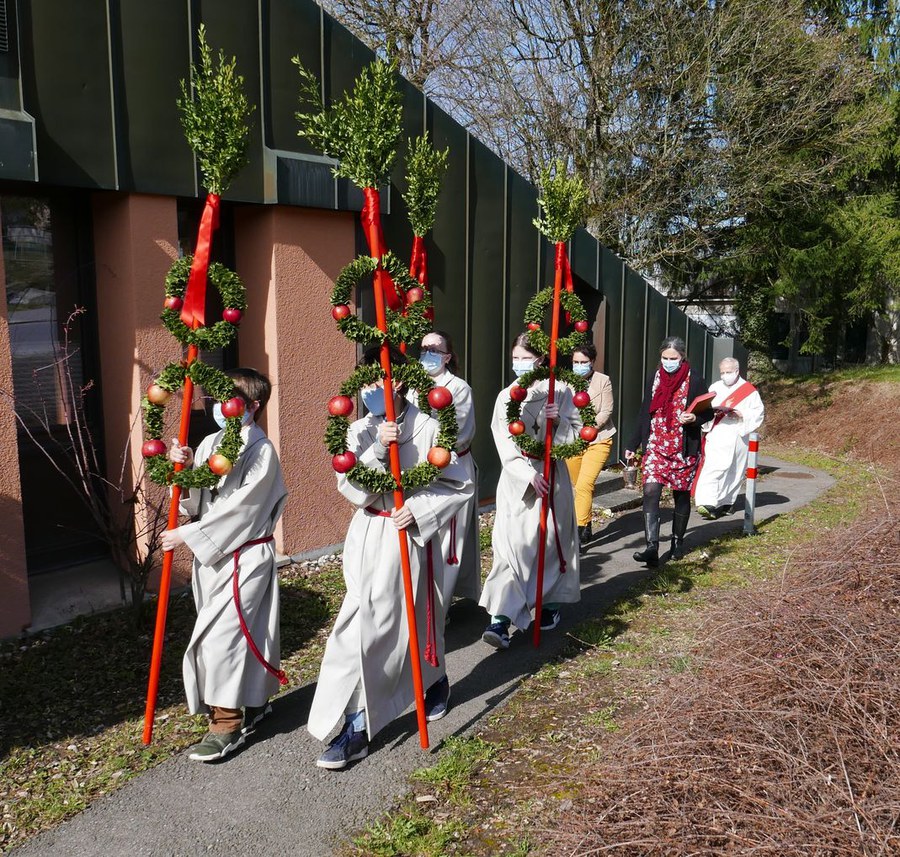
[578,523,592,546]
[633,512,660,566]
[670,510,690,559]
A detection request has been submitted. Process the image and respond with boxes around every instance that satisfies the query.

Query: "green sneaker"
[696,505,714,520]
[187,730,245,762]
[242,702,273,735]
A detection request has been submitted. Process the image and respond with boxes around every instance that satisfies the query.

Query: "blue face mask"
[661,357,682,374]
[361,386,387,417]
[212,402,254,429]
[419,352,443,376]
[512,359,536,378]
[572,362,592,377]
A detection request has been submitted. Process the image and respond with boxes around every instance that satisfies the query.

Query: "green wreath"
[505,366,598,460]
[324,360,459,494]
[161,255,247,350]
[142,360,245,489]
[523,287,588,356]
[330,251,432,347]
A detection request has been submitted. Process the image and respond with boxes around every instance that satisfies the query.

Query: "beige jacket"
[585,371,616,442]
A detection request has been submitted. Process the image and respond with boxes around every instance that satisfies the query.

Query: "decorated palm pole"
[402,136,448,328]
[141,27,253,744]
[296,59,456,748]
[524,162,591,647]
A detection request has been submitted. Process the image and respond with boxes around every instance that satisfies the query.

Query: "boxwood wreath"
[325,360,459,494]
[330,251,432,346]
[143,360,245,488]
[524,286,588,355]
[506,366,598,460]
[161,254,247,349]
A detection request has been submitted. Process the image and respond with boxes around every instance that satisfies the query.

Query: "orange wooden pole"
[142,341,198,744]
[533,247,564,648]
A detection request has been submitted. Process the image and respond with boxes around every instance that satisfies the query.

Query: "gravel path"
[14,455,833,857]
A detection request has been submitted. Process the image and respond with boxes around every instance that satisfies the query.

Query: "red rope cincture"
[447,516,459,565]
[365,506,440,668]
[232,536,287,686]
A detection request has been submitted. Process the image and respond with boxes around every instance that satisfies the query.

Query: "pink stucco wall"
[0,210,32,637]
[234,205,357,555]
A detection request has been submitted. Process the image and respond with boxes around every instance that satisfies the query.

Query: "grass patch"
[351,810,464,857]
[410,736,496,805]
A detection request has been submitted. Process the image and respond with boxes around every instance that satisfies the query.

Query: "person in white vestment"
[479,334,581,650]
[694,357,765,519]
[163,369,288,763]
[310,346,474,770]
[412,330,481,611]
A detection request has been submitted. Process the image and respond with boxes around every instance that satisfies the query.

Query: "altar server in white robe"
[479,334,582,650]
[310,346,473,770]
[694,357,765,518]
[412,330,481,608]
[163,368,288,763]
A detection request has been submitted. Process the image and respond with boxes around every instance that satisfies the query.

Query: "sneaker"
[187,730,245,762]
[316,722,369,770]
[482,621,510,650]
[242,702,272,735]
[540,608,561,630]
[696,505,715,520]
[424,675,451,722]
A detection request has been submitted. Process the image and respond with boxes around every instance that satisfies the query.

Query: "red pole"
[533,243,565,648]
[370,198,429,749]
[143,340,198,744]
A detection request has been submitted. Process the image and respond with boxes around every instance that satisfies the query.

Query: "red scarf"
[649,360,690,430]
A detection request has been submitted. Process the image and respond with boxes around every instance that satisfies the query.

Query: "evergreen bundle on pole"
[530,160,588,649]
[143,25,253,745]
[403,135,449,296]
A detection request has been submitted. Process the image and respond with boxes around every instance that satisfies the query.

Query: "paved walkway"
[14,456,834,857]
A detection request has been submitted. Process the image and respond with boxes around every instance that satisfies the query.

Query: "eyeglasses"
[421,347,448,355]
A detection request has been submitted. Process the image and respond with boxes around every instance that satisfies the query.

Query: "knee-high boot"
[633,512,660,566]
[671,510,690,559]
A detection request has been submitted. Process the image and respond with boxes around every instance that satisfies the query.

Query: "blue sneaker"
[316,721,369,770]
[540,608,561,631]
[482,621,510,650]
[425,675,451,722]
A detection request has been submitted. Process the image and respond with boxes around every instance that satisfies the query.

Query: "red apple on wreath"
[142,439,167,458]
[508,420,526,436]
[223,308,243,324]
[164,295,183,312]
[208,453,234,476]
[574,320,589,333]
[146,384,171,405]
[332,304,352,321]
[527,322,540,331]
[509,384,528,402]
[580,425,599,442]
[332,451,357,473]
[406,287,425,305]
[328,395,354,417]
[427,446,451,468]
[427,386,453,410]
[220,397,246,419]
[572,391,591,408]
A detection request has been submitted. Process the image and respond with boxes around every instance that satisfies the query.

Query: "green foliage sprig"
[143,360,244,489]
[331,252,432,347]
[533,159,589,244]
[403,136,449,236]
[294,58,403,189]
[523,288,589,355]
[505,366,597,461]
[162,256,247,349]
[177,24,253,195]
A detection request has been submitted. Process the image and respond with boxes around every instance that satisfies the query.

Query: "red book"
[686,392,716,415]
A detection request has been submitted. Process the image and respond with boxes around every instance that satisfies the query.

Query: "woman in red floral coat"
[624,337,712,565]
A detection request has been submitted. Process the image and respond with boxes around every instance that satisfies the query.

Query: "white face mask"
[572,363,592,377]
[419,352,444,376]
[721,371,739,387]
[512,359,536,378]
[661,357,682,374]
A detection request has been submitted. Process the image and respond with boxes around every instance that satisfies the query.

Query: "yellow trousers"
[566,439,613,526]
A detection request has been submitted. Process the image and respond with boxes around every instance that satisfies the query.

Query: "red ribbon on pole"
[180,193,221,327]
[533,241,566,648]
[558,242,574,323]
[362,188,403,311]
[365,186,430,748]
[409,234,433,325]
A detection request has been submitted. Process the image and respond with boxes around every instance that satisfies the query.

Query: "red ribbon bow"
[180,193,221,328]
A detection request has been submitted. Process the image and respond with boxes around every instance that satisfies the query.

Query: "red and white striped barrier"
[743,432,759,535]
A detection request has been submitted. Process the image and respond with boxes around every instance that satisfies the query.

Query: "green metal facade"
[4,0,743,493]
